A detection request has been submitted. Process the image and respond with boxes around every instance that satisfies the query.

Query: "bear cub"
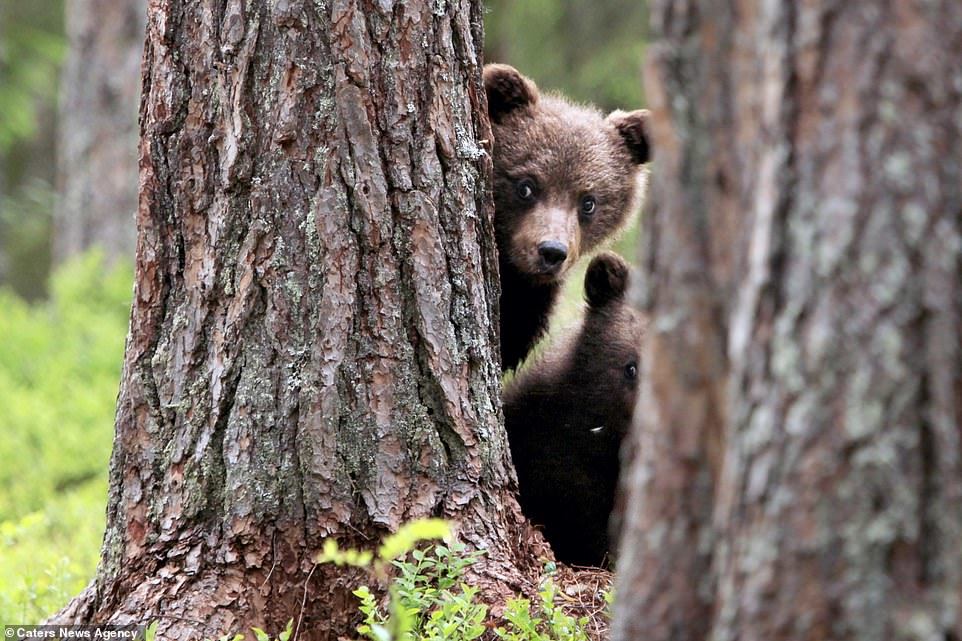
[483,63,651,371]
[503,251,645,567]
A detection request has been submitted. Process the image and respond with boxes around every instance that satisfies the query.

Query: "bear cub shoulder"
[484,63,650,371]
[503,251,646,567]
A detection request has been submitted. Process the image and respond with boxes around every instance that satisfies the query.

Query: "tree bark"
[54,0,144,264]
[51,1,535,639]
[614,2,962,641]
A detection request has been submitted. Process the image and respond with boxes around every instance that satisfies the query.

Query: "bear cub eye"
[624,361,638,381]
[580,195,597,218]
[516,178,537,202]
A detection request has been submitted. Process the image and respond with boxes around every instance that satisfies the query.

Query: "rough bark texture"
[51,1,536,639]
[614,2,962,640]
[54,0,144,264]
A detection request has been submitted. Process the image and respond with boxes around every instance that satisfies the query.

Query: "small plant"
[317,519,598,641]
[213,619,293,641]
[318,519,487,641]
[496,581,589,641]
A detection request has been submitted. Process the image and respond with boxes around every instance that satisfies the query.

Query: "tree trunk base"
[50,513,553,641]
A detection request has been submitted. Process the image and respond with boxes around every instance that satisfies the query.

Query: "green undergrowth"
[317,519,597,641]
[0,250,132,623]
[0,480,105,623]
[142,520,604,641]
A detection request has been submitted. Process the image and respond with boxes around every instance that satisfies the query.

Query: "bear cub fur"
[503,251,645,566]
[484,63,650,371]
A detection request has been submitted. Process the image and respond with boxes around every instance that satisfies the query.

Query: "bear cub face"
[484,64,650,285]
[503,251,646,567]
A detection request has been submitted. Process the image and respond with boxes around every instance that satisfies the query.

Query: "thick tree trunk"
[51,1,535,639]
[614,2,962,641]
[54,0,144,264]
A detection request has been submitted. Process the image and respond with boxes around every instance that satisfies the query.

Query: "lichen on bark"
[614,2,962,640]
[51,1,538,639]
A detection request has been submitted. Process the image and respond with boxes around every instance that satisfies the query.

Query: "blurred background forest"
[0,0,646,622]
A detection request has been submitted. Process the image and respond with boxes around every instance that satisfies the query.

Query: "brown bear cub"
[484,63,650,371]
[503,252,645,567]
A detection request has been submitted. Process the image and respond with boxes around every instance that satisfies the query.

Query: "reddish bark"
[51,2,540,639]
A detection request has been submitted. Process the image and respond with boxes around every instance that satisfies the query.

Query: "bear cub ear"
[585,251,630,309]
[607,109,651,164]
[483,64,539,124]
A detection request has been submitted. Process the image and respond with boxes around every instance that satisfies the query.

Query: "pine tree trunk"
[51,2,535,638]
[614,2,962,640]
[54,0,144,264]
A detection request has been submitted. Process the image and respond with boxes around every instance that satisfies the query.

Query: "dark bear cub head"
[484,63,650,284]
[503,252,646,567]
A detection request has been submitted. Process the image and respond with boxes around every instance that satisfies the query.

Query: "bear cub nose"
[537,241,568,271]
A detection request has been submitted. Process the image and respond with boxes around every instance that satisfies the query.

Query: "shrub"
[0,251,131,622]
[0,478,105,623]
[318,519,598,641]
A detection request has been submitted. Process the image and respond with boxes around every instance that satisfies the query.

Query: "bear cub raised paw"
[503,251,645,567]
[483,63,650,371]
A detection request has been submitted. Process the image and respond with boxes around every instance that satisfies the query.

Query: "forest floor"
[0,254,129,623]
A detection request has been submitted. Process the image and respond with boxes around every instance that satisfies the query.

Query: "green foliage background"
[484,0,647,111]
[0,253,131,622]
[0,0,65,299]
